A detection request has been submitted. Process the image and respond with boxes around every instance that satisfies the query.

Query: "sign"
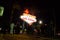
[0,6,4,16]
[20,13,37,25]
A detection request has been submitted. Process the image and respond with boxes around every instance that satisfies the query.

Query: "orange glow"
[24,9,29,14]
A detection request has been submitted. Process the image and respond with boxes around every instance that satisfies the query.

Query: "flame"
[24,9,29,14]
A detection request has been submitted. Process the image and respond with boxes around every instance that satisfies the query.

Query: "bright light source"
[39,20,43,24]
[20,13,37,25]
[0,6,4,16]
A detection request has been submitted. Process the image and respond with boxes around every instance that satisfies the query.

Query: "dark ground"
[0,34,59,40]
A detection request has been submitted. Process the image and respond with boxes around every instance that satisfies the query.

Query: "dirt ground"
[0,34,58,40]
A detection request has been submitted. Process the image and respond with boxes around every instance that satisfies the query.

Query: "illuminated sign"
[20,13,37,25]
[0,6,4,16]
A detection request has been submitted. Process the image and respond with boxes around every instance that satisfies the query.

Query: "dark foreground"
[0,34,59,40]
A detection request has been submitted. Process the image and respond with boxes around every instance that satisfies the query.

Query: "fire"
[24,9,29,14]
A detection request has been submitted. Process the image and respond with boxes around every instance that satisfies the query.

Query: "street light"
[39,20,43,24]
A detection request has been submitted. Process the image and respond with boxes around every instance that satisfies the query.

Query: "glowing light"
[20,13,37,25]
[24,9,29,14]
[0,6,4,16]
[39,20,43,24]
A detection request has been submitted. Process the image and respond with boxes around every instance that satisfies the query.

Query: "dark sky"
[17,0,49,8]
